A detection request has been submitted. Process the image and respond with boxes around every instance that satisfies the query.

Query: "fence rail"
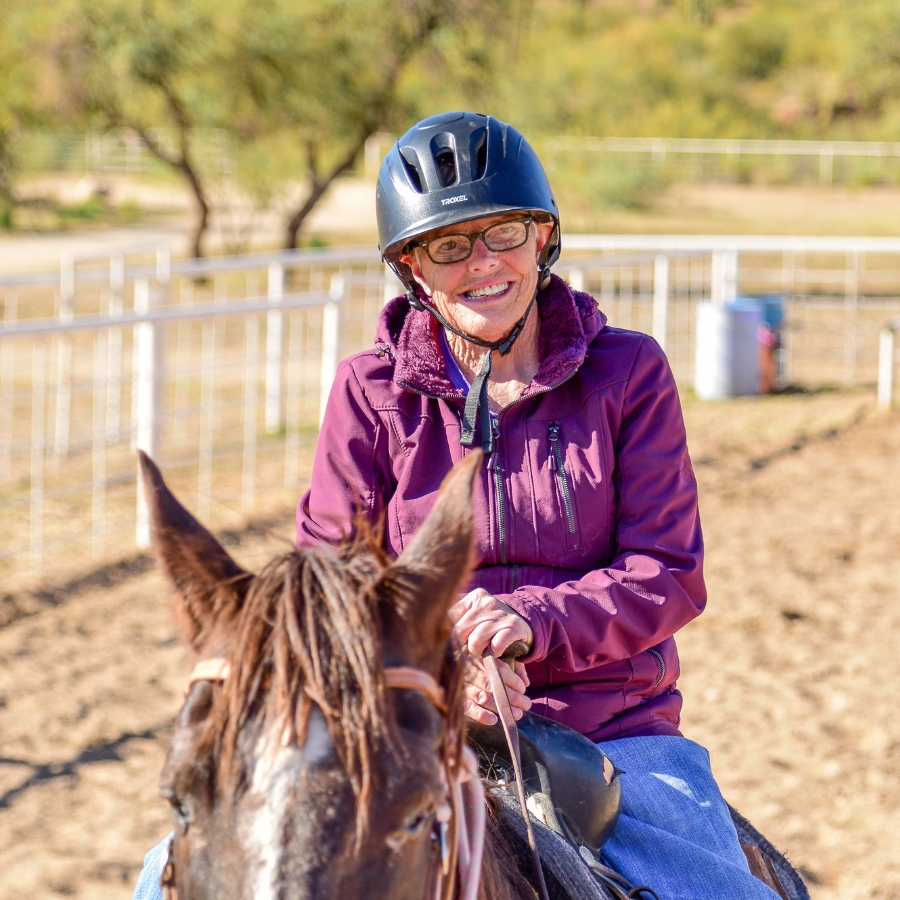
[1,236,898,584]
[15,130,900,189]
[546,137,900,186]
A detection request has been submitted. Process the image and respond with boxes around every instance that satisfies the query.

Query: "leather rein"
[161,659,487,900]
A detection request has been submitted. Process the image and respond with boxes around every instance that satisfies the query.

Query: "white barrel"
[694,301,762,400]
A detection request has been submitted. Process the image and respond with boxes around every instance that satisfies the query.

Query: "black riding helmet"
[377,111,560,285]
[376,112,561,455]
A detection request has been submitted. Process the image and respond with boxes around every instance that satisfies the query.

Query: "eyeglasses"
[413,217,534,264]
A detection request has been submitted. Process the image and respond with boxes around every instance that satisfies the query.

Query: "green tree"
[223,0,512,249]
[0,1,45,227]
[53,0,511,256]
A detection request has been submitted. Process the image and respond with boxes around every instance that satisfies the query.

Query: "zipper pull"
[548,424,559,470]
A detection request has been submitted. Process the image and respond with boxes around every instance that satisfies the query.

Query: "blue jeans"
[133,736,781,900]
[133,837,169,900]
[597,735,781,900]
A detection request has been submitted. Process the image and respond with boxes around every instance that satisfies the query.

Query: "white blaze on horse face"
[242,709,332,900]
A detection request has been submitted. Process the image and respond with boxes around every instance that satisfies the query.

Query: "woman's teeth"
[464,282,510,299]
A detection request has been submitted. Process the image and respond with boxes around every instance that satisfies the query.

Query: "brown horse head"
[140,450,499,900]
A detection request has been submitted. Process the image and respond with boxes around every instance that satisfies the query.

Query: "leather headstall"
[162,657,484,900]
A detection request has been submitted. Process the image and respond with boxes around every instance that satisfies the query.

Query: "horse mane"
[191,522,468,842]
[167,517,532,900]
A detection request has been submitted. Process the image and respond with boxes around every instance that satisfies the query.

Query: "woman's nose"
[467,237,500,271]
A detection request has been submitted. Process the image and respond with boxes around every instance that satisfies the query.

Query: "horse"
[140,450,809,900]
[140,449,536,900]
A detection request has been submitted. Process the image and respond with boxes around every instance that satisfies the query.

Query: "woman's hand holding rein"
[449,588,533,725]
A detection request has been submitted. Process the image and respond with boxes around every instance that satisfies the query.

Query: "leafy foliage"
[41,0,513,253]
[3,0,900,240]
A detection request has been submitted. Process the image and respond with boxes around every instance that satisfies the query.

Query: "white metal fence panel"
[565,235,900,390]
[0,246,387,587]
[2,237,899,586]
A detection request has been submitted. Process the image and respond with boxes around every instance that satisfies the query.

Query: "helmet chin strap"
[391,263,547,455]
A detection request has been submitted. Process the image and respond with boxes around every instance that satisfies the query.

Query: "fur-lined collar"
[377,274,605,398]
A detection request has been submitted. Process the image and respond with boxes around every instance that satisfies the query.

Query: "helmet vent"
[398,147,425,193]
[471,128,488,180]
[435,148,457,187]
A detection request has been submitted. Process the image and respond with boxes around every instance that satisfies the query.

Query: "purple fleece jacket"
[296,274,706,742]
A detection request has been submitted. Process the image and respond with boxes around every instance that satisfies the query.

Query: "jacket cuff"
[494,591,550,664]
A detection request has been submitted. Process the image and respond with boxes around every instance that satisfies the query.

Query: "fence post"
[265,262,284,434]
[845,250,859,386]
[31,342,45,575]
[320,275,343,427]
[241,316,259,514]
[711,249,738,305]
[156,243,171,298]
[54,254,75,460]
[1,295,17,481]
[107,256,124,443]
[567,268,584,292]
[652,255,669,352]
[92,332,107,559]
[134,277,162,549]
[877,323,897,410]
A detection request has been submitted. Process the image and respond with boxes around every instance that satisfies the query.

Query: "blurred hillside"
[1,0,899,252]
[472,0,900,142]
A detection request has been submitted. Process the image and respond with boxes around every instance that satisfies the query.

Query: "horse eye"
[404,808,434,835]
[386,807,434,852]
[161,787,193,834]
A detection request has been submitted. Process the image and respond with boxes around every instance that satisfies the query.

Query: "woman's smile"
[462,280,512,301]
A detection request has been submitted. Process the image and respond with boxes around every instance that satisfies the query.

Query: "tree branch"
[284,131,369,249]
[133,79,211,258]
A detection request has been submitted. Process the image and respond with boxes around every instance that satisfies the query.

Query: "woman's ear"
[534,221,555,256]
[398,248,431,296]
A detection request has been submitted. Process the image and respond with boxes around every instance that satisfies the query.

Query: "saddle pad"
[492,787,618,900]
[728,805,810,900]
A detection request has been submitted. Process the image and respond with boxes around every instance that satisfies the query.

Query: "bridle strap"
[384,666,448,715]
[482,649,551,900]
[187,659,447,713]
[177,659,481,900]
[185,658,231,692]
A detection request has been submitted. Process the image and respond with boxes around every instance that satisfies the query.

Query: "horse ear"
[382,450,482,658]
[139,451,250,651]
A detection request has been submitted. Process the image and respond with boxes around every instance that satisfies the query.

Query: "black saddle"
[467,710,623,854]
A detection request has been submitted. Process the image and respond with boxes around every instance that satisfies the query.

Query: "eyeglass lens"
[427,220,530,263]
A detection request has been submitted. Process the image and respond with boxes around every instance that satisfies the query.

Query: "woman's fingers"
[449,590,533,659]
[514,660,530,688]
[467,656,528,696]
[462,696,498,726]
[465,619,530,659]
[461,657,531,726]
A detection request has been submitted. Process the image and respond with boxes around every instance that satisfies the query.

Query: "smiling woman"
[133,112,801,900]
[295,111,793,899]
[398,213,553,410]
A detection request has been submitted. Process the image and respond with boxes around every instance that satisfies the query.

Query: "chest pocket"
[548,423,582,551]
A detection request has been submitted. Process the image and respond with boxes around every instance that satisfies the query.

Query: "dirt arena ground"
[1,389,898,900]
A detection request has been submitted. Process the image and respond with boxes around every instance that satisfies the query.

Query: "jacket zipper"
[490,419,509,565]
[548,424,577,534]
[399,367,581,570]
[647,648,666,689]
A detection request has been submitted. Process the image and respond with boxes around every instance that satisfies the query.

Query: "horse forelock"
[185,522,466,845]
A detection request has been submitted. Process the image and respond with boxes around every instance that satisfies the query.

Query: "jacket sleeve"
[500,337,706,672]
[295,358,393,548]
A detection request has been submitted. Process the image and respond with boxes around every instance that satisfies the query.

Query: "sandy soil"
[0,390,898,899]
